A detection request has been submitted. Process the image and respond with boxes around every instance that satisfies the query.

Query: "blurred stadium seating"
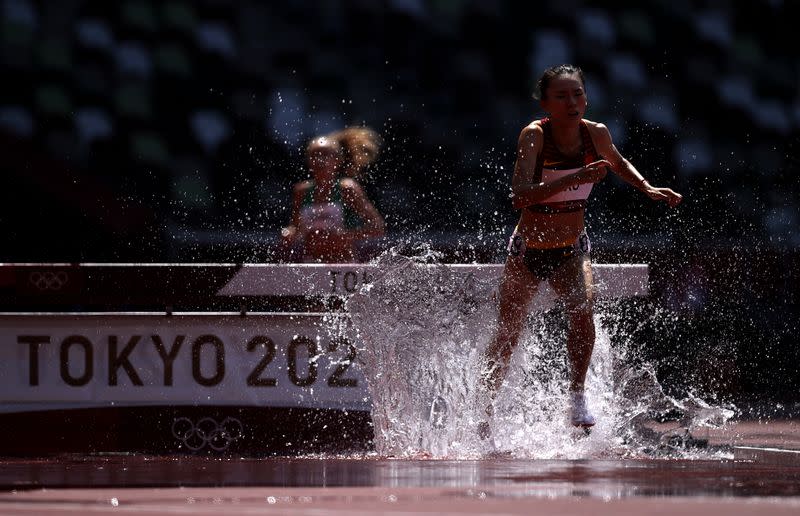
[2,0,798,262]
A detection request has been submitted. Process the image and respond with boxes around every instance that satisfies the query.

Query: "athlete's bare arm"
[511,123,610,210]
[290,181,311,229]
[340,178,385,240]
[588,121,683,208]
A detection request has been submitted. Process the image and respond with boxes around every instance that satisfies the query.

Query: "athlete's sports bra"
[527,117,601,214]
[299,181,360,230]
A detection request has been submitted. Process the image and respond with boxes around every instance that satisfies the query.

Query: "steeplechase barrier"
[0,262,648,454]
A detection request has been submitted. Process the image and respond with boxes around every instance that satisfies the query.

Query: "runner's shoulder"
[582,119,611,137]
[294,180,313,194]
[519,121,544,144]
[337,177,364,197]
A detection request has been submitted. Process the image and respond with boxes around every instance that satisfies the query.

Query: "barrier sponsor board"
[0,314,369,413]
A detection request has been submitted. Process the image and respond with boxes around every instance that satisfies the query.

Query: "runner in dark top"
[479,64,682,438]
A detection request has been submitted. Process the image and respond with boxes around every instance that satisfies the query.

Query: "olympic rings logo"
[29,271,69,291]
[171,416,244,451]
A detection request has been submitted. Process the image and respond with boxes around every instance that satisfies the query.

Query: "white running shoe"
[570,391,596,427]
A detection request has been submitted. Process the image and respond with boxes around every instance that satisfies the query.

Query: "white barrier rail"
[216,263,649,298]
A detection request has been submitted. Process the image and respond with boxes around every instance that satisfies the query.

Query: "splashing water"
[344,246,735,459]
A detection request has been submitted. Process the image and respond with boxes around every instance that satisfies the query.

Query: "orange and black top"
[528,117,601,214]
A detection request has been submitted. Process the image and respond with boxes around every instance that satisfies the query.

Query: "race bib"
[540,167,593,203]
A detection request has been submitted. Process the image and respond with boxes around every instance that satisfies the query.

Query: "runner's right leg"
[479,252,538,439]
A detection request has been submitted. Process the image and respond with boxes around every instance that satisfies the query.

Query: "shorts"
[507,231,591,281]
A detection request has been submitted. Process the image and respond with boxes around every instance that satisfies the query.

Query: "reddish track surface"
[1,420,798,514]
[3,486,800,515]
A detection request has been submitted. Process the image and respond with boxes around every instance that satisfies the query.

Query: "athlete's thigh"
[548,252,594,310]
[498,246,539,314]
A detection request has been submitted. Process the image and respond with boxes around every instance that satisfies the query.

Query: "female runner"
[479,64,682,436]
[279,127,385,263]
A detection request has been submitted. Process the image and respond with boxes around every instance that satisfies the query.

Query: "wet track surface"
[1,421,799,514]
[1,454,799,498]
